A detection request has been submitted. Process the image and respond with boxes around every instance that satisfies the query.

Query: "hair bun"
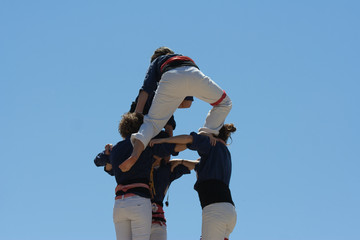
[226,123,236,133]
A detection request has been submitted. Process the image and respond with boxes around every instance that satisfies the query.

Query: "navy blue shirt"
[187,132,232,187]
[152,162,190,205]
[186,132,234,208]
[110,137,178,188]
[141,54,198,94]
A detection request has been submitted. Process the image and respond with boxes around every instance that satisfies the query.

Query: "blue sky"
[1,0,359,239]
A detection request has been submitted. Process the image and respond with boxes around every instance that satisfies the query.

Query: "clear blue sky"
[1,0,359,239]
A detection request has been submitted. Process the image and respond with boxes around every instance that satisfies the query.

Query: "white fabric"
[201,202,237,240]
[132,66,232,147]
[150,222,167,240]
[113,195,152,240]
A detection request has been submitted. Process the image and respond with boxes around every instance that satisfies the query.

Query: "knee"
[220,95,232,110]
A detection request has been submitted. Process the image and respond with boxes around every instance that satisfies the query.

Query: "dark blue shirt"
[186,132,232,188]
[110,137,178,187]
[141,54,180,94]
[152,162,190,204]
[141,54,198,94]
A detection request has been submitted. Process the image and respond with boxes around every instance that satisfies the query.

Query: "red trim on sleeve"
[160,56,195,72]
[210,90,227,106]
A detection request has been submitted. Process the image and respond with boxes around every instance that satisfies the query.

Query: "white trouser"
[201,202,237,240]
[150,222,167,240]
[113,195,152,240]
[132,66,232,147]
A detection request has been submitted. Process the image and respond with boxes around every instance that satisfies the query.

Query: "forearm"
[174,144,187,153]
[134,90,149,114]
[181,160,197,170]
[171,159,198,172]
[163,135,193,145]
[178,100,193,109]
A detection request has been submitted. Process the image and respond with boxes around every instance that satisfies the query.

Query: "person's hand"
[104,144,113,155]
[149,139,164,147]
[198,132,227,146]
[199,132,217,146]
[105,163,113,171]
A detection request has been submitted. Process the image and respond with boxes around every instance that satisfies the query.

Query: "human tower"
[94,47,237,240]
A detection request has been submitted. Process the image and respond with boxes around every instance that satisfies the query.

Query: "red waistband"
[115,183,150,194]
[210,90,227,106]
[160,56,196,73]
[115,193,136,200]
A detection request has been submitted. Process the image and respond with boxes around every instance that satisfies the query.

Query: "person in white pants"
[149,123,238,240]
[94,112,184,240]
[120,47,232,172]
[149,156,198,240]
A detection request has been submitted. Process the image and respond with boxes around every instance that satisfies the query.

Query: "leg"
[129,196,152,240]
[113,200,132,240]
[180,67,232,135]
[191,70,232,135]
[132,72,187,147]
[201,203,236,240]
[150,222,167,240]
[224,203,237,240]
[198,95,232,134]
[124,69,188,171]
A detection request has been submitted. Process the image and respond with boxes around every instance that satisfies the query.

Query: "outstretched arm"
[170,159,199,172]
[149,135,193,146]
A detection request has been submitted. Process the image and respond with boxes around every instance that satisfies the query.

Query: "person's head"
[217,123,236,144]
[150,46,174,62]
[118,112,144,138]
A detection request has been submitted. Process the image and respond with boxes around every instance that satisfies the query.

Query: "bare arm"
[170,159,199,172]
[134,90,149,114]
[174,144,187,153]
[149,135,193,147]
[178,100,193,109]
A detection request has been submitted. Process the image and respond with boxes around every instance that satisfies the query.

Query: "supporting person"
[93,112,185,240]
[149,124,237,240]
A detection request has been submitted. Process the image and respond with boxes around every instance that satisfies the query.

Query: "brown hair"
[217,123,236,144]
[118,112,144,138]
[150,46,174,62]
